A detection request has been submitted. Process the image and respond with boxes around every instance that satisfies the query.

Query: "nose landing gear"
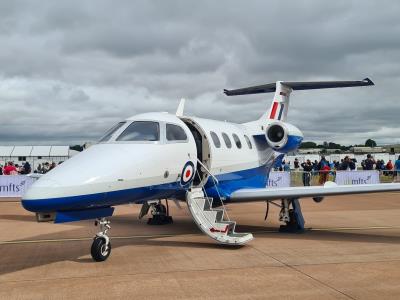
[91,218,111,262]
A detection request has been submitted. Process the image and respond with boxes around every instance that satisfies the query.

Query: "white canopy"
[11,146,33,156]
[0,146,14,156]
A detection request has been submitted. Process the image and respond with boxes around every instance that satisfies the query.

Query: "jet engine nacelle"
[265,121,303,153]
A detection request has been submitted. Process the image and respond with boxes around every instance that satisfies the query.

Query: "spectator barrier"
[267,172,291,188]
[0,175,36,197]
[283,170,399,187]
[335,171,379,185]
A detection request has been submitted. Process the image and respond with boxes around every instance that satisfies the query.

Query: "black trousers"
[302,172,311,186]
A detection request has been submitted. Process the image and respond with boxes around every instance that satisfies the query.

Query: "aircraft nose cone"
[21,178,63,213]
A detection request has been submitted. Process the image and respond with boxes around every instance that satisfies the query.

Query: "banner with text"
[335,171,380,185]
[0,175,36,197]
[267,172,291,188]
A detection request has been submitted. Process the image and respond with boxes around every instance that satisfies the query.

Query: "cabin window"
[210,131,221,148]
[166,124,187,141]
[244,135,252,149]
[232,133,242,149]
[117,121,160,141]
[222,133,232,148]
[99,122,126,142]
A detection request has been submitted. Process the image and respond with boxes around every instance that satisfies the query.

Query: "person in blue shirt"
[282,161,291,172]
[395,155,400,178]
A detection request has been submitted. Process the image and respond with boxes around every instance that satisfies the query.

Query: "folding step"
[186,188,253,245]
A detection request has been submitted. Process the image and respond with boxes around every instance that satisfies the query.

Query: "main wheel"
[91,237,111,262]
[152,203,167,216]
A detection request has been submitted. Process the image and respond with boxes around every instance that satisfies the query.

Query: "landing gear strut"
[147,200,173,225]
[91,218,111,262]
[278,198,305,233]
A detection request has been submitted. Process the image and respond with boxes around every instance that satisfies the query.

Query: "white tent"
[50,146,69,156]
[0,146,14,157]
[11,146,33,157]
[30,146,51,157]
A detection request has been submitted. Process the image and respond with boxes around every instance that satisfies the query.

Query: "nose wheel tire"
[91,237,111,262]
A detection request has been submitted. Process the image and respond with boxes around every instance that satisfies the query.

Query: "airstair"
[186,187,253,245]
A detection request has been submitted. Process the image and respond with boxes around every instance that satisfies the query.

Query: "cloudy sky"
[1,0,400,145]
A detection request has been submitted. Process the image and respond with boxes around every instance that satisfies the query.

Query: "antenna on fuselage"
[176,98,185,117]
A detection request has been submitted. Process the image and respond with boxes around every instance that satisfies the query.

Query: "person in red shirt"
[386,160,394,171]
[3,162,17,175]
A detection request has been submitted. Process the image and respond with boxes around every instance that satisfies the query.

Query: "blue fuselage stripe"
[277,104,284,120]
[21,165,269,213]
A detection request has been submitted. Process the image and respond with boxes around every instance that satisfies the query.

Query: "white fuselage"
[21,112,280,213]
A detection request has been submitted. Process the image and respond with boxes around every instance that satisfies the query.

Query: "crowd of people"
[2,154,400,188]
[0,161,61,175]
[275,154,400,186]
[0,161,31,175]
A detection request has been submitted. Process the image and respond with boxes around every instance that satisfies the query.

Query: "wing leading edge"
[230,182,400,203]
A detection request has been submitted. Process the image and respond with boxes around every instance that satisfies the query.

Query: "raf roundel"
[180,161,195,186]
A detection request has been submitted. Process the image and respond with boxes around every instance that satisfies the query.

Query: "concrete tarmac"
[1,193,400,299]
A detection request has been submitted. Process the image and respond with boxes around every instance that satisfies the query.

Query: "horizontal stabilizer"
[224,78,374,96]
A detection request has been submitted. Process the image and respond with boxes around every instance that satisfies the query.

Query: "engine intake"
[265,121,303,153]
[267,124,286,143]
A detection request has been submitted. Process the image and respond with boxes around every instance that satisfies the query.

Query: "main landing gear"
[279,198,305,233]
[265,198,305,233]
[91,218,111,262]
[139,200,173,225]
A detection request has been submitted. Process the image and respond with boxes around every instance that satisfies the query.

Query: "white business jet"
[21,78,400,261]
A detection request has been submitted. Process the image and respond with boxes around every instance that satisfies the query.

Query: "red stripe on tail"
[269,102,279,119]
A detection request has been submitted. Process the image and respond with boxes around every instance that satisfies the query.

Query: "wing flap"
[230,183,400,202]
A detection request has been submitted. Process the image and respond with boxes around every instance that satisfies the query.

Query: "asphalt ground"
[1,193,400,299]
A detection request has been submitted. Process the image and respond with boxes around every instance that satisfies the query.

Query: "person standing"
[3,162,17,175]
[333,160,340,170]
[49,162,56,171]
[349,158,356,171]
[301,159,313,186]
[386,160,394,171]
[22,161,31,174]
[340,156,350,170]
[395,156,400,180]
[364,154,376,170]
[294,158,300,170]
[318,156,330,185]
[283,161,291,172]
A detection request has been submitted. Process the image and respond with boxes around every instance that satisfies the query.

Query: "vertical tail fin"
[223,78,374,124]
[266,82,292,122]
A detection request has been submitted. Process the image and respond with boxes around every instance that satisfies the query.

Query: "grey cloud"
[0,0,400,145]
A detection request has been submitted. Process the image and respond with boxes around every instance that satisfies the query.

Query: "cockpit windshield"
[116,121,160,142]
[98,122,126,143]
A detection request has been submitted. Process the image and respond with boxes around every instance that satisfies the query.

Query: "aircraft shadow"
[1,216,400,278]
[0,214,38,222]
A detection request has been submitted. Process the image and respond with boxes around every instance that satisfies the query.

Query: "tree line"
[300,139,377,150]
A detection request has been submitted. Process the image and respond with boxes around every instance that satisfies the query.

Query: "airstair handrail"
[196,158,219,185]
[195,160,231,221]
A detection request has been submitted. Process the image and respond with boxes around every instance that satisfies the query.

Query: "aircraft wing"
[230,182,400,202]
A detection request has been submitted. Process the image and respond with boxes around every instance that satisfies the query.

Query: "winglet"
[176,98,185,117]
[363,78,374,86]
